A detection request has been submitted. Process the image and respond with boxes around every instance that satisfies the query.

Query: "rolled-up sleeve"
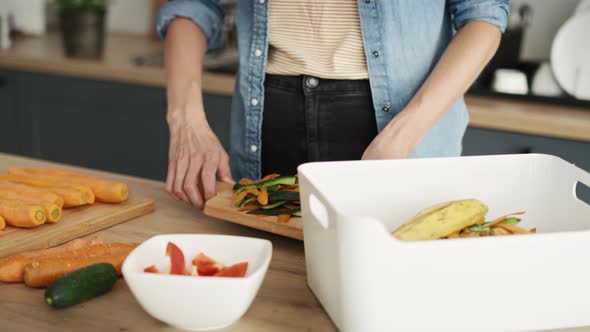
[155,0,225,52]
[449,0,510,32]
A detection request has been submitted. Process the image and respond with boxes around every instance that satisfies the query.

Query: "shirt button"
[251,98,259,106]
[254,49,262,57]
[364,0,371,3]
[382,106,390,113]
[250,145,258,153]
[258,0,265,4]
[372,51,380,58]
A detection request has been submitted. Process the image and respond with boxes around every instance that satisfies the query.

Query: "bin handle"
[308,193,331,230]
[575,168,590,207]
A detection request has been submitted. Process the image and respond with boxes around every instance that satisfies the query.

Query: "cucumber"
[261,200,287,210]
[45,263,118,309]
[268,191,300,203]
[238,196,257,208]
[247,207,301,216]
[233,176,297,194]
[266,184,281,192]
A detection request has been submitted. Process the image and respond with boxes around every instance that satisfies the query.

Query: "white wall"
[0,0,154,35]
[106,0,154,35]
[510,0,582,61]
[0,0,47,35]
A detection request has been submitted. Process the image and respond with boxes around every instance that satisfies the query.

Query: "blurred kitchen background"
[0,0,588,200]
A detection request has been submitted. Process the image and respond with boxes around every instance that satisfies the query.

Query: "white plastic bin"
[297,154,590,332]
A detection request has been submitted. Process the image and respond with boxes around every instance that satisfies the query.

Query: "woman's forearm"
[163,18,233,207]
[164,18,208,127]
[391,20,502,141]
[362,20,502,160]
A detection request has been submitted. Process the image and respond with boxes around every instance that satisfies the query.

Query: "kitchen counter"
[0,31,234,94]
[1,153,590,332]
[1,32,590,143]
[0,153,335,332]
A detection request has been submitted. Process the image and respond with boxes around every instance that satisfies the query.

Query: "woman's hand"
[361,110,424,160]
[166,110,233,209]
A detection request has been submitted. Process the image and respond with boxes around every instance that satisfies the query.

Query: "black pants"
[261,74,378,176]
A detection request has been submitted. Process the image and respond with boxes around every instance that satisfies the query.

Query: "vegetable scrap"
[392,199,536,241]
[231,174,301,223]
[144,242,248,278]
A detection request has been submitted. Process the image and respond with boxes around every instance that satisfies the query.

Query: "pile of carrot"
[0,235,137,288]
[0,167,129,230]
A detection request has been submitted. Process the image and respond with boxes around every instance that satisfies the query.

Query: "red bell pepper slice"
[192,252,224,276]
[166,242,186,275]
[214,262,248,278]
[143,265,159,273]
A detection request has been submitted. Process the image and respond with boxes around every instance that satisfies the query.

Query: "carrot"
[277,214,290,223]
[494,223,531,234]
[489,211,527,227]
[0,236,103,283]
[31,236,104,258]
[244,189,260,196]
[491,227,511,236]
[233,191,249,205]
[13,168,129,203]
[33,243,137,260]
[0,176,87,208]
[23,244,136,288]
[0,200,45,228]
[238,205,259,212]
[282,186,299,192]
[239,178,253,185]
[0,181,63,208]
[0,173,95,205]
[458,231,479,238]
[446,230,460,238]
[258,174,280,182]
[258,186,268,205]
[0,191,61,222]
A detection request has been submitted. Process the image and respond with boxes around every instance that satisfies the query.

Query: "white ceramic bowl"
[122,234,272,331]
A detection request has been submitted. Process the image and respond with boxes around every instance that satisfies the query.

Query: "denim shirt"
[156,0,509,180]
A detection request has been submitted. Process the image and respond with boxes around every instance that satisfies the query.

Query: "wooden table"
[0,153,335,332]
[1,152,588,332]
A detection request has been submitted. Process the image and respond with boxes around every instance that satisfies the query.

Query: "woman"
[156,0,509,208]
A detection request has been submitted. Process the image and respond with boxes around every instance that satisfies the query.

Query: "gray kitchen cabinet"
[462,127,590,172]
[463,127,590,203]
[14,72,170,180]
[1,70,232,181]
[0,71,21,154]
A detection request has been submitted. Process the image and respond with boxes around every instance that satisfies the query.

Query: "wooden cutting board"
[204,182,303,240]
[0,193,154,258]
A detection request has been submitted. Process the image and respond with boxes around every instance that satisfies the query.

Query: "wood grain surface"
[204,182,303,241]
